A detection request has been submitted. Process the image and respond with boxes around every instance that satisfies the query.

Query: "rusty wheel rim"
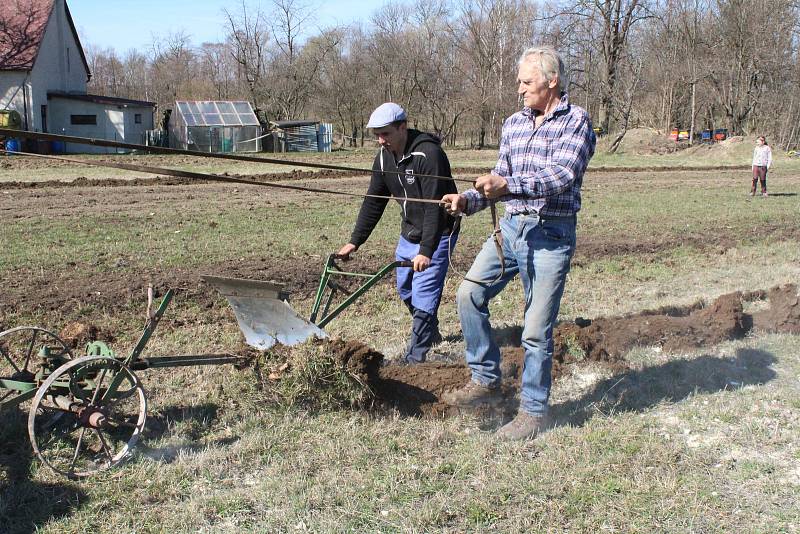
[0,327,72,397]
[28,355,147,478]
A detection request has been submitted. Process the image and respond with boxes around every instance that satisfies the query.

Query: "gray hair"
[518,46,567,92]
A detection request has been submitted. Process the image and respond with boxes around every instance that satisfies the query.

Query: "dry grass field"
[1,142,799,533]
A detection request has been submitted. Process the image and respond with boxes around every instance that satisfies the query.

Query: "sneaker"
[762,192,768,197]
[441,379,502,407]
[749,191,755,197]
[496,412,546,441]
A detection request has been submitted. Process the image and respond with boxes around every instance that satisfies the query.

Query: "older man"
[442,46,596,440]
[337,103,458,364]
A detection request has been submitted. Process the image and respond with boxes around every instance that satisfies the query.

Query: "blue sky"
[69,0,395,53]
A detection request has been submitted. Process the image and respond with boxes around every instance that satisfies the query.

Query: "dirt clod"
[58,321,110,350]
[326,339,383,385]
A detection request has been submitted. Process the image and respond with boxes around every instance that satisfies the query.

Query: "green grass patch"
[2,156,800,533]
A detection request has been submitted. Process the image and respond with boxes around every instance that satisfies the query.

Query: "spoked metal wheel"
[28,355,147,478]
[0,326,72,403]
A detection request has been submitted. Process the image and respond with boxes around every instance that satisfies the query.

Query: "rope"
[446,201,506,287]
[0,149,448,205]
[2,147,505,284]
[0,128,475,184]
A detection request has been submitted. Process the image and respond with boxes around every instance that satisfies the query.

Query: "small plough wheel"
[28,355,147,478]
[0,326,72,388]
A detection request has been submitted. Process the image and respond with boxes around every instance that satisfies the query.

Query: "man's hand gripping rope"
[442,174,507,287]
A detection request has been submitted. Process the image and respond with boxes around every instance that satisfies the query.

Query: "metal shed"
[169,100,262,153]
[271,120,319,152]
[270,120,333,153]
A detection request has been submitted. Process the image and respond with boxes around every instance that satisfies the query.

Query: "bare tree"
[406,0,469,142]
[449,0,538,147]
[707,0,796,134]
[316,27,370,146]
[224,0,270,109]
[199,42,237,101]
[258,0,340,119]
[146,30,198,108]
[72,0,800,150]
[86,45,118,96]
[608,53,644,152]
[557,0,650,135]
[367,3,416,106]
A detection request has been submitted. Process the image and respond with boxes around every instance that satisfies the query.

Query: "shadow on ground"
[0,409,87,534]
[137,402,240,464]
[549,347,777,428]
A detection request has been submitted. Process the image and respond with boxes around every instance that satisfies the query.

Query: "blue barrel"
[51,140,66,154]
[4,138,20,153]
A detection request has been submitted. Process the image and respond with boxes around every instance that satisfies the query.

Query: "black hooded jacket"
[349,129,458,257]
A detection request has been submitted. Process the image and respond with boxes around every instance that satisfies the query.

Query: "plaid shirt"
[463,93,596,217]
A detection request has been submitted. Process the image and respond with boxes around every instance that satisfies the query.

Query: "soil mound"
[610,128,681,155]
[377,362,470,416]
[752,284,800,333]
[682,135,756,163]
[320,285,799,417]
[561,291,747,361]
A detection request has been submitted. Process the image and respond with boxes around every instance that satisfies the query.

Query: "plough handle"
[309,255,413,327]
[331,255,412,269]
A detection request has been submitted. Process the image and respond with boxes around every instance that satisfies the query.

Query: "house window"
[135,113,142,124]
[71,114,97,125]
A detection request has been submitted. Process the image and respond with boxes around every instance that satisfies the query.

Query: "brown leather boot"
[441,379,502,407]
[496,412,546,441]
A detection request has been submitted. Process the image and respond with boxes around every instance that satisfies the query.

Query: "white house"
[0,0,155,153]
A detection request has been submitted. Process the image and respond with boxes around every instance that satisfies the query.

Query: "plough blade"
[202,275,326,350]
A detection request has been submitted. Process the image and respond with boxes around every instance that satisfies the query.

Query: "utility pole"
[689,80,696,146]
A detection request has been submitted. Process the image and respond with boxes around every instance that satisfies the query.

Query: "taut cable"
[0,128,475,184]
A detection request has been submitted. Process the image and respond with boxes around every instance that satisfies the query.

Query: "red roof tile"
[0,0,55,70]
[0,0,89,77]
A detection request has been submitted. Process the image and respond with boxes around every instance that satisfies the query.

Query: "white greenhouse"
[169,100,262,152]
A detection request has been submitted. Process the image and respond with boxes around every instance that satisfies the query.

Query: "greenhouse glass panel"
[178,101,191,114]
[188,102,201,114]
[188,127,212,152]
[217,102,235,114]
[233,102,252,113]
[184,114,197,126]
[237,112,259,125]
[205,114,222,125]
[221,114,240,125]
[235,126,261,152]
[199,102,217,114]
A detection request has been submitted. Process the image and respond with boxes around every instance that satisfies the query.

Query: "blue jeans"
[456,212,575,415]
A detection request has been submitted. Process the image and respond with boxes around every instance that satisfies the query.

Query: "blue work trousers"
[395,232,457,362]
